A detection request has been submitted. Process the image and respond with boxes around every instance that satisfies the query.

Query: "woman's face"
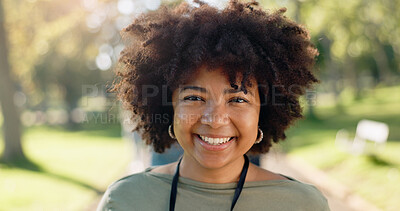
[172,67,260,170]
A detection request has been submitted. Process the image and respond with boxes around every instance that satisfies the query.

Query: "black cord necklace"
[169,155,249,211]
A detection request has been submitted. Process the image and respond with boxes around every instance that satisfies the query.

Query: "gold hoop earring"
[254,128,263,144]
[168,124,176,139]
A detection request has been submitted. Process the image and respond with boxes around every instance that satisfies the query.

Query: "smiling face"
[172,67,260,171]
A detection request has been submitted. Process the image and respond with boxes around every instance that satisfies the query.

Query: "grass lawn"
[282,85,400,210]
[0,124,132,211]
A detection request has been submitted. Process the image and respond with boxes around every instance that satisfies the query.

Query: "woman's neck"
[178,154,245,184]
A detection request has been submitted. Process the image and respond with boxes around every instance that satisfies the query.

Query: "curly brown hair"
[113,0,318,154]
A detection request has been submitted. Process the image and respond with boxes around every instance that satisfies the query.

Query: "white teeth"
[199,135,233,145]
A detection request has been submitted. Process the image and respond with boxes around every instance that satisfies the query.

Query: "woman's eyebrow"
[180,86,254,96]
[224,88,254,96]
[180,86,207,93]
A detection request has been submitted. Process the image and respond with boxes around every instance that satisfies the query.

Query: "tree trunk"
[373,41,390,84]
[0,0,26,162]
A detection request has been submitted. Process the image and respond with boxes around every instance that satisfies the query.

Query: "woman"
[98,0,329,210]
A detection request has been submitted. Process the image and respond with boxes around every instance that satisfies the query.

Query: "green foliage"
[291,142,400,211]
[3,0,114,113]
[282,85,400,210]
[260,0,400,98]
[0,126,131,210]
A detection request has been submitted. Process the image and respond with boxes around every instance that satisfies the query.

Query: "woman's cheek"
[174,106,201,126]
[230,106,259,121]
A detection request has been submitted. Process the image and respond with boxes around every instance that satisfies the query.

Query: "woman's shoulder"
[285,181,329,210]
[247,164,289,181]
[97,171,171,211]
[149,162,177,175]
[246,165,329,210]
[107,166,174,191]
[108,172,148,188]
[276,178,327,200]
[101,172,155,200]
[247,176,329,210]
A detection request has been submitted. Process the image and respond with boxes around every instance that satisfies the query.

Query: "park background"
[0,0,399,210]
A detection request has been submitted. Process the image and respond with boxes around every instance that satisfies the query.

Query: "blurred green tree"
[0,0,116,160]
[0,0,25,162]
[260,0,399,103]
[3,0,116,126]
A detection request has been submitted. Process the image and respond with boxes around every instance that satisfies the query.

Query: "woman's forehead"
[174,66,258,97]
[182,66,257,87]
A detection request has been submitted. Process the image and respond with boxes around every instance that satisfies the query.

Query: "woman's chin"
[189,151,234,170]
[190,135,235,169]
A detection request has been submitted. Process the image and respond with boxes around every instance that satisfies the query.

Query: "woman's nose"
[200,102,229,128]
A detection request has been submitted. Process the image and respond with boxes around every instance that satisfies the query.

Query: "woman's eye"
[230,97,248,103]
[183,96,203,101]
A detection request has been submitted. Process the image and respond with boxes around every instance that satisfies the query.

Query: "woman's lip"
[196,134,234,138]
[194,134,235,151]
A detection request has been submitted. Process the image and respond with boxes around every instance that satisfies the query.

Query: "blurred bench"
[335,119,389,155]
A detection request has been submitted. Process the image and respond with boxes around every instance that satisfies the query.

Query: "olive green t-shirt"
[97,168,329,211]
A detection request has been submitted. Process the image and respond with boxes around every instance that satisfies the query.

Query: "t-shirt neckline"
[145,167,298,189]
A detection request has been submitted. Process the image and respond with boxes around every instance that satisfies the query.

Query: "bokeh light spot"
[96,53,112,71]
[118,0,134,15]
